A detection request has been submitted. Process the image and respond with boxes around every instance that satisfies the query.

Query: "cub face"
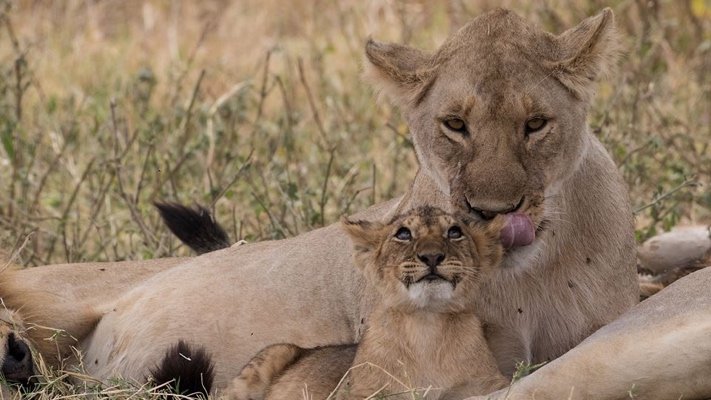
[342,206,503,313]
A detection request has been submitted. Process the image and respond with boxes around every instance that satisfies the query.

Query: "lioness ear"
[340,216,385,254]
[551,8,621,101]
[364,39,435,108]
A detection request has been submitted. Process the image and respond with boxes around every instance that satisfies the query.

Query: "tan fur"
[0,267,101,366]
[229,344,356,400]
[0,8,639,396]
[0,257,184,368]
[464,267,711,400]
[228,343,307,400]
[228,208,508,400]
[547,9,621,101]
[3,258,184,308]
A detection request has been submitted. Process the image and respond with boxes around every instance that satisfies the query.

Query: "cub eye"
[447,226,463,239]
[524,117,547,135]
[394,227,412,241]
[443,118,467,133]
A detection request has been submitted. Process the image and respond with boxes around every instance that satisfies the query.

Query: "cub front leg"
[225,343,306,400]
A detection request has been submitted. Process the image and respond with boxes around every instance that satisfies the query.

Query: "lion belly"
[80,223,363,389]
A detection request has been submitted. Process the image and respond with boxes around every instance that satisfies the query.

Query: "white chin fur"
[407,281,454,308]
[501,235,548,272]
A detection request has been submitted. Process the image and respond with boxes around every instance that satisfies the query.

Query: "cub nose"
[418,253,445,269]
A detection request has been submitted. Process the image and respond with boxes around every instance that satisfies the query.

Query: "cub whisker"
[398,261,423,270]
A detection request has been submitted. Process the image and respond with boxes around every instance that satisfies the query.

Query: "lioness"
[228,207,508,400]
[1,8,639,395]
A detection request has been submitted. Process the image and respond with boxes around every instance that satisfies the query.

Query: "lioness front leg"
[464,267,711,400]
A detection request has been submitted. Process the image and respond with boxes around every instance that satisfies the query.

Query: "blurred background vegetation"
[0,0,709,265]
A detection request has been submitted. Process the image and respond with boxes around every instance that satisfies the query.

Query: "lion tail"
[150,340,215,398]
[154,202,231,255]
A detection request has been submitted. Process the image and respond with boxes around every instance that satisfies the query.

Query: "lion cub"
[227,206,508,400]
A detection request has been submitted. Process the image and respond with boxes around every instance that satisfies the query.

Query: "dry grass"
[0,0,709,397]
[0,0,708,265]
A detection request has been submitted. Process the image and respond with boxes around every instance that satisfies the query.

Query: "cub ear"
[551,8,621,101]
[340,216,385,254]
[364,39,436,108]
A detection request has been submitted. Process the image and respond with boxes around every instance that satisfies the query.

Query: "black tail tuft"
[151,340,215,398]
[155,202,230,254]
[2,332,37,390]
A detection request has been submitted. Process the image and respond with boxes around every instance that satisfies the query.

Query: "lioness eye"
[524,117,547,134]
[447,226,463,239]
[443,118,467,133]
[394,227,412,241]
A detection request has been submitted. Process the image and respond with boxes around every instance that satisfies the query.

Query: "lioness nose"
[418,253,445,269]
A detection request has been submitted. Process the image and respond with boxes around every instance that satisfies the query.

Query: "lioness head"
[342,206,502,312]
[365,8,620,245]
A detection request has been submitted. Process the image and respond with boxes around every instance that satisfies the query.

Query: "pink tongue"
[500,213,536,248]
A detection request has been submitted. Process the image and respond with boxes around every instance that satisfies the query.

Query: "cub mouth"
[415,273,449,284]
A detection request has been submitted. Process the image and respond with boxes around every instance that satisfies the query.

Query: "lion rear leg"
[1,269,101,368]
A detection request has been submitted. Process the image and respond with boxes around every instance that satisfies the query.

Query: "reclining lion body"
[1,8,641,395]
